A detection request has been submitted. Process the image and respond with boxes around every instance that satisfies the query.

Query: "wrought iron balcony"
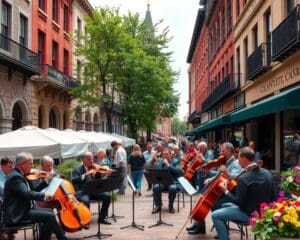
[41,64,80,89]
[112,102,123,115]
[101,101,123,115]
[0,33,40,75]
[272,5,300,61]
[247,43,271,80]
[202,73,240,112]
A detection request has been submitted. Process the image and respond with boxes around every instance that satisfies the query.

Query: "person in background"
[230,135,240,149]
[248,141,262,164]
[0,157,14,202]
[111,140,127,195]
[72,152,111,225]
[171,145,183,164]
[212,147,276,240]
[152,148,183,214]
[143,142,156,191]
[96,148,111,165]
[127,144,145,196]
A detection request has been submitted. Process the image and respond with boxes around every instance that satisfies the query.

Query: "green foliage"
[72,7,179,137]
[56,159,81,181]
[171,116,187,136]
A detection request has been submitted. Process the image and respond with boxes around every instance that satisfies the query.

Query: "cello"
[184,153,203,180]
[32,174,92,232]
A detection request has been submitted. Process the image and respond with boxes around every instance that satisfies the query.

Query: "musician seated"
[72,152,111,225]
[212,147,276,240]
[152,148,183,214]
[3,152,78,240]
[0,157,14,202]
[186,142,242,235]
[95,148,111,166]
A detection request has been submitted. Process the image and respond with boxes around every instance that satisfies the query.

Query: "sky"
[89,0,199,120]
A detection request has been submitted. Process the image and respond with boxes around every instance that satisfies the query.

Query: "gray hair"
[198,141,207,149]
[40,155,54,166]
[97,148,106,155]
[15,152,29,165]
[222,142,234,153]
[80,151,93,161]
[239,147,255,161]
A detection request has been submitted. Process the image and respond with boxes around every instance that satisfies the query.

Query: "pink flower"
[251,210,259,218]
[279,190,285,197]
[249,218,256,227]
[294,175,300,183]
[294,165,300,172]
[280,176,285,182]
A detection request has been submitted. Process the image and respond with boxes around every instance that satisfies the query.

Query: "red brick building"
[31,0,77,129]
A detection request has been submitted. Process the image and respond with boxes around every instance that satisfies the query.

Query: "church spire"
[144,0,153,30]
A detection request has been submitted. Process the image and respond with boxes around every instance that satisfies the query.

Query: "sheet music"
[178,177,197,196]
[41,177,63,195]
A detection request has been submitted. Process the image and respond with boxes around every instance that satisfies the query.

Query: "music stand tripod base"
[148,209,174,228]
[121,222,144,231]
[84,231,112,240]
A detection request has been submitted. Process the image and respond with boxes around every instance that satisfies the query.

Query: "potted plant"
[250,197,300,240]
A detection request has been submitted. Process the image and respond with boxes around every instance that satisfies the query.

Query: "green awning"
[194,114,231,133]
[231,85,300,123]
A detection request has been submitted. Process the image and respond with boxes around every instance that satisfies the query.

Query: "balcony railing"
[202,73,240,112]
[247,43,271,80]
[41,64,80,89]
[272,5,300,61]
[0,33,40,74]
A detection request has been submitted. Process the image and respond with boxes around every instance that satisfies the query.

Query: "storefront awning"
[194,114,231,133]
[231,85,300,123]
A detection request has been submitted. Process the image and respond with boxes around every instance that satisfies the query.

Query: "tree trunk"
[146,129,152,142]
[105,108,113,133]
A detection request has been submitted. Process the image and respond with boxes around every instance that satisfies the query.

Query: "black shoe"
[169,206,175,214]
[188,222,206,235]
[99,218,111,225]
[152,206,161,214]
[186,222,199,231]
[83,224,90,229]
[214,235,219,239]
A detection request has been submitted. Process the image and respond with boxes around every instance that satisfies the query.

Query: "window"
[63,49,69,74]
[252,24,258,49]
[236,0,240,17]
[19,14,28,47]
[1,1,10,37]
[221,7,225,40]
[227,0,232,32]
[77,17,82,41]
[236,47,241,83]
[63,5,68,32]
[77,60,81,80]
[38,30,45,64]
[230,56,234,75]
[265,10,272,44]
[243,37,248,76]
[39,0,46,12]
[286,0,295,16]
[52,0,58,22]
[52,41,58,67]
[226,62,229,76]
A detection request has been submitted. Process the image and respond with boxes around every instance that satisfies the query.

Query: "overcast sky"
[89,0,199,120]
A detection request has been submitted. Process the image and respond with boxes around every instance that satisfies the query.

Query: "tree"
[72,7,126,133]
[171,116,186,136]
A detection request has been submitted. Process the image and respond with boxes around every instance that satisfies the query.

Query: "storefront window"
[282,110,300,169]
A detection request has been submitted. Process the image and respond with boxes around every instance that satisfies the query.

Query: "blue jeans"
[211,203,249,240]
[153,183,178,207]
[131,170,143,191]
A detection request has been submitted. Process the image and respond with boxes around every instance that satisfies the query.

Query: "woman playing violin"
[72,152,111,225]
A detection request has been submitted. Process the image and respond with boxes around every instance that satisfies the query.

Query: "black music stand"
[83,178,114,239]
[108,168,125,222]
[144,169,174,228]
[120,175,144,231]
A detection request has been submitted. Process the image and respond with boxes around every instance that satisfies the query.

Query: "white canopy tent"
[111,133,136,147]
[0,126,61,159]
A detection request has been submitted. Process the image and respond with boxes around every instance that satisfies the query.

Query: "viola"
[184,154,203,180]
[37,177,92,232]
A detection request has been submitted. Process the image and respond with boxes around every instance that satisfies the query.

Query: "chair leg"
[182,192,185,208]
[177,192,180,212]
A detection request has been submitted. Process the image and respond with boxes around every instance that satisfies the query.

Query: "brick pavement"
[15,179,254,240]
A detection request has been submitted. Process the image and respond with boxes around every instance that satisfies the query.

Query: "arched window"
[49,108,56,128]
[38,106,43,128]
[12,103,22,130]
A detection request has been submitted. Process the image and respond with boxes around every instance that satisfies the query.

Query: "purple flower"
[294,175,300,183]
[251,210,259,218]
[280,176,285,182]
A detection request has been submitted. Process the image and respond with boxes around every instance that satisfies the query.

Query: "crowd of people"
[0,135,278,240]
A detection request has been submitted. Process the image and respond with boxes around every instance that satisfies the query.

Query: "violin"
[26,169,48,181]
[180,152,197,172]
[89,163,114,175]
[199,155,226,172]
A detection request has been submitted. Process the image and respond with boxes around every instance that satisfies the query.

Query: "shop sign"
[223,98,235,113]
